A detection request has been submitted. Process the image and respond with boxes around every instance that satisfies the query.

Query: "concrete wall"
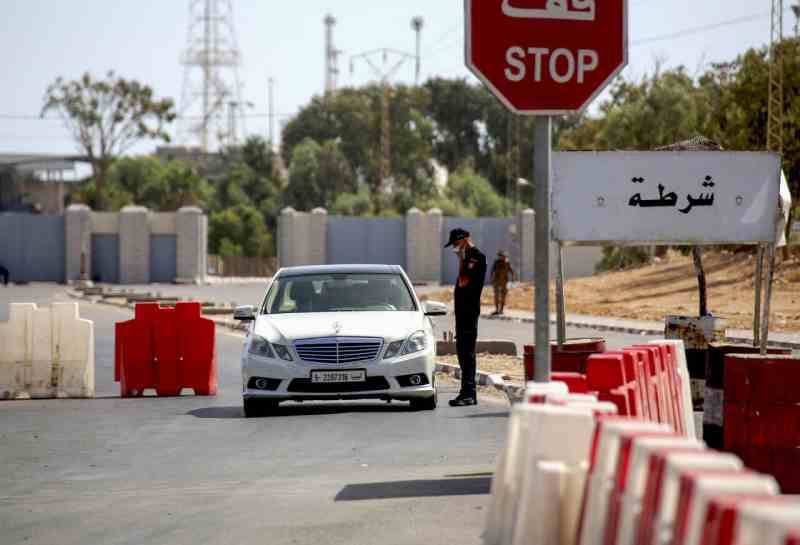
[277,207,604,284]
[62,205,208,284]
[0,213,65,282]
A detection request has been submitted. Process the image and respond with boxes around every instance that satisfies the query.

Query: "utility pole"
[768,0,784,155]
[350,46,417,195]
[268,77,276,148]
[793,2,800,36]
[411,16,424,86]
[179,0,244,152]
[324,14,343,94]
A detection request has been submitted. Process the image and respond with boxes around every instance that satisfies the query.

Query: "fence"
[278,207,604,284]
[207,255,277,277]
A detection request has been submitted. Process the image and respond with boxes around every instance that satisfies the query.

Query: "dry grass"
[428,251,800,332]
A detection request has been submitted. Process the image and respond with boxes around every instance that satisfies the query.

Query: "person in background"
[0,263,9,286]
[491,250,515,316]
[444,228,487,407]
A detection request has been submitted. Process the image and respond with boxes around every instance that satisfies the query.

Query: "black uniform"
[0,264,8,286]
[453,246,487,399]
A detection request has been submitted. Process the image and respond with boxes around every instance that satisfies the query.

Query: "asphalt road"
[1,285,510,545]
[0,284,664,545]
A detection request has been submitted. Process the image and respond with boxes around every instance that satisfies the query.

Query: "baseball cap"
[444,228,470,248]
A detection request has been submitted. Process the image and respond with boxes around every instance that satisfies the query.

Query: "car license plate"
[311,370,367,384]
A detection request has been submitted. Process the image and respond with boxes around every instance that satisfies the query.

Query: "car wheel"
[243,398,280,418]
[409,376,438,411]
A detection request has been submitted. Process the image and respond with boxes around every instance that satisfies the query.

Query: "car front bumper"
[242,349,436,402]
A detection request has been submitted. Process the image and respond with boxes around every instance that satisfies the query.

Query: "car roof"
[276,264,406,278]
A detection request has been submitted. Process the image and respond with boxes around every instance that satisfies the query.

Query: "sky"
[0,0,794,157]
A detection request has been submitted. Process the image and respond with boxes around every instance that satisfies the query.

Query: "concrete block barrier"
[436,339,517,356]
[0,302,94,399]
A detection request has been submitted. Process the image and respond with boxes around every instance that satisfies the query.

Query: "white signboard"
[553,152,785,245]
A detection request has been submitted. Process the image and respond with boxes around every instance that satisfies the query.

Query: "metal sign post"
[533,116,552,382]
[465,0,628,383]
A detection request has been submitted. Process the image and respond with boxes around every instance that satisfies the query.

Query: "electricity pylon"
[768,0,784,155]
[178,0,245,151]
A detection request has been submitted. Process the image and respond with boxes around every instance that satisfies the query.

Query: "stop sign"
[466,0,628,114]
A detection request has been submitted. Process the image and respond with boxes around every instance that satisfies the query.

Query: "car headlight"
[402,330,427,355]
[248,335,275,358]
[383,340,405,360]
[272,344,293,362]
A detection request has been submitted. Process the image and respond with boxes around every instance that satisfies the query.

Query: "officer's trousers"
[455,312,479,397]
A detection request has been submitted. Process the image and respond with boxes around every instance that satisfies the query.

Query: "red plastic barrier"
[623,348,657,422]
[632,345,674,428]
[523,338,606,380]
[700,495,790,545]
[551,372,590,394]
[601,430,676,545]
[115,302,217,397]
[586,353,633,416]
[635,447,709,545]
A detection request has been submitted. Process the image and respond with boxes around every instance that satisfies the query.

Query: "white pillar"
[119,206,150,284]
[64,204,91,283]
[176,206,207,284]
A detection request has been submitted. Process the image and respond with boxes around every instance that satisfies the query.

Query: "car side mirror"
[233,305,256,321]
[423,301,448,317]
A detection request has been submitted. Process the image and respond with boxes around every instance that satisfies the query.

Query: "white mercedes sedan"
[234,264,446,417]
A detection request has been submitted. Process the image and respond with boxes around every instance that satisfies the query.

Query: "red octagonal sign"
[466,0,628,114]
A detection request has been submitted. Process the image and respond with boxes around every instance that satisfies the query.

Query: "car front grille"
[287,376,391,393]
[293,337,384,365]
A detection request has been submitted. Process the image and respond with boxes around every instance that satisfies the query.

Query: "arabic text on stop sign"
[504,47,599,84]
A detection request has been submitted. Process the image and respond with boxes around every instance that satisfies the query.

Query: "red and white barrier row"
[484,340,800,545]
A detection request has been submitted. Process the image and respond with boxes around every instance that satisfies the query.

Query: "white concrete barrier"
[610,436,703,545]
[637,451,744,545]
[726,501,800,545]
[511,405,597,545]
[0,302,94,399]
[577,419,671,545]
[674,471,779,545]
[525,381,570,403]
[650,340,696,439]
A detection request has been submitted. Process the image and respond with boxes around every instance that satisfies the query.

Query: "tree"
[445,164,506,217]
[284,138,355,211]
[69,156,213,212]
[42,71,176,209]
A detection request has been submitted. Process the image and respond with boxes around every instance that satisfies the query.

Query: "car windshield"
[263,273,417,314]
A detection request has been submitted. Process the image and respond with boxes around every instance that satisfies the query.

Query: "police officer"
[491,250,515,316]
[444,228,487,407]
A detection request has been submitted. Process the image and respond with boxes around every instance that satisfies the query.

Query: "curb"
[479,312,800,351]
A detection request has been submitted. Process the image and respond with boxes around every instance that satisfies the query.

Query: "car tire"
[409,376,438,411]
[243,398,279,418]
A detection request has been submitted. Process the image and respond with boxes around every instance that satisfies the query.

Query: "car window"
[263,273,416,314]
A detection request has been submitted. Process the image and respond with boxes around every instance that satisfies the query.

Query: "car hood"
[254,311,425,343]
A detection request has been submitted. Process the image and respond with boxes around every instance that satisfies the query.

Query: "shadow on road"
[335,476,492,501]
[187,402,415,419]
[456,411,509,419]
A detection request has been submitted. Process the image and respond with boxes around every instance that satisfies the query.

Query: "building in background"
[0,153,85,214]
